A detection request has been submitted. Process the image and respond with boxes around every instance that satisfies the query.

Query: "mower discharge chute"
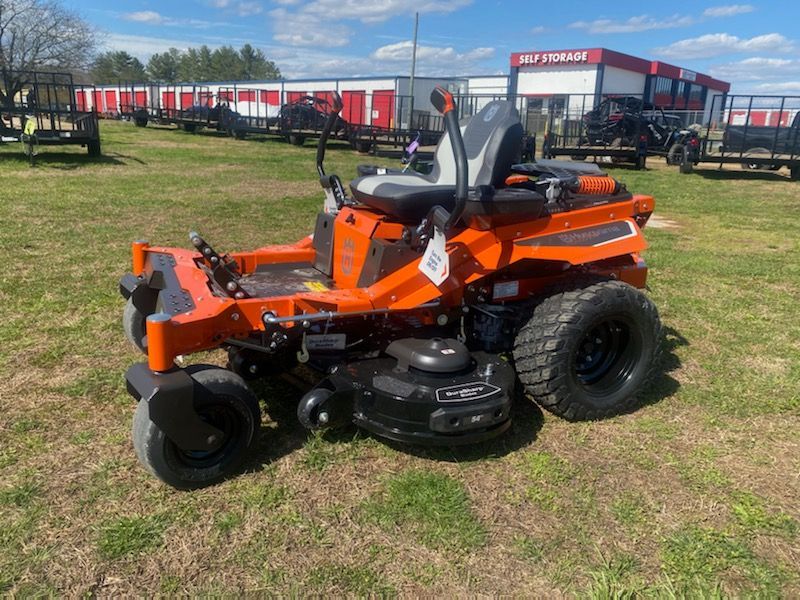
[120,87,661,489]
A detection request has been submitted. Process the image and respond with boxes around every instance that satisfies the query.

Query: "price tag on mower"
[419,227,450,286]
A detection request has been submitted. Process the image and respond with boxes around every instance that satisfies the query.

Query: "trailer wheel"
[513,280,661,421]
[132,366,261,489]
[134,117,148,128]
[87,140,101,157]
[355,141,373,153]
[183,123,197,133]
[791,165,800,181]
[742,147,775,170]
[234,129,247,140]
[288,134,305,146]
[123,298,147,353]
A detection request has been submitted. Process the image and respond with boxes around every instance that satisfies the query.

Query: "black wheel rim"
[573,316,641,396]
[174,400,243,468]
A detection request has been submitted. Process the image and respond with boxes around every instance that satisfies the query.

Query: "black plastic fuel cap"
[386,338,472,374]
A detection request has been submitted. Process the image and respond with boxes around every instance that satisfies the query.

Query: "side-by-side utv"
[120,88,661,489]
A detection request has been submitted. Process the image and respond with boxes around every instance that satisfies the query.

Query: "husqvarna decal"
[517,220,637,248]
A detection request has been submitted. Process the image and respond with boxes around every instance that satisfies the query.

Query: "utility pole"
[408,12,419,129]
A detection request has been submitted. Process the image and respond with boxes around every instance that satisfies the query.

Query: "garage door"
[372,90,395,129]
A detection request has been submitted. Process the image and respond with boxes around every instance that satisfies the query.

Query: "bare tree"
[0,0,96,103]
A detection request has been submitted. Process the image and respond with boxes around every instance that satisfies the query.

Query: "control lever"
[315,91,348,212]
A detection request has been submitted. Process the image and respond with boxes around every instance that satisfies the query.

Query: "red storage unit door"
[180,92,194,109]
[261,90,279,105]
[342,91,366,125]
[104,90,117,113]
[135,90,147,107]
[238,90,256,102]
[75,90,87,111]
[372,90,395,129]
[120,91,132,111]
[92,90,104,112]
[314,91,333,109]
[218,90,233,102]
[199,91,213,106]
[162,91,176,109]
[287,91,306,103]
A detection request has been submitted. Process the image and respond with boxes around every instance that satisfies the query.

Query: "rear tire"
[123,298,147,353]
[513,281,661,421]
[132,366,261,489]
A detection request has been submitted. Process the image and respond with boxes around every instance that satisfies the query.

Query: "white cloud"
[104,33,197,58]
[124,11,164,24]
[653,32,792,59]
[209,0,231,7]
[371,40,494,75]
[235,1,263,16]
[746,81,800,94]
[569,14,695,34]
[703,4,754,17]
[303,0,471,24]
[710,57,800,81]
[531,25,547,34]
[269,8,351,47]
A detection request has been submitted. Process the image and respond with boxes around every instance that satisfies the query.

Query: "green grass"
[361,469,486,551]
[96,515,167,560]
[0,121,798,595]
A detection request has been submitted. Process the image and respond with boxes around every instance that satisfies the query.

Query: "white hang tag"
[419,226,450,286]
[323,187,337,214]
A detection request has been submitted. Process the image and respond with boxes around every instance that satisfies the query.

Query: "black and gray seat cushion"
[350,101,523,221]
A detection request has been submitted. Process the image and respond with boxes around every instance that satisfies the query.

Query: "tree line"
[91,45,281,84]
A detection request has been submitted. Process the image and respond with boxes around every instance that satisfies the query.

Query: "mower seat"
[350,101,523,221]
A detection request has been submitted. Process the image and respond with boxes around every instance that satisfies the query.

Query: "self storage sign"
[512,49,594,67]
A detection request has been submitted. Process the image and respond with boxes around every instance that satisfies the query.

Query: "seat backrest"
[429,100,523,187]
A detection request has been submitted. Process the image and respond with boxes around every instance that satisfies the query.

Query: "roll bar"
[430,86,468,230]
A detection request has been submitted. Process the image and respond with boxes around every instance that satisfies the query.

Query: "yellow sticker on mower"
[304,281,329,292]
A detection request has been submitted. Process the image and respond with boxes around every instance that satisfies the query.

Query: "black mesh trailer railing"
[535,93,650,169]
[1,70,101,156]
[687,94,800,178]
[115,82,217,130]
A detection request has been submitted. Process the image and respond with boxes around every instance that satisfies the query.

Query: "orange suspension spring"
[575,175,619,195]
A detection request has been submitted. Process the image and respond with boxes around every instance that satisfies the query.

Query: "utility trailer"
[117,82,223,132]
[0,70,100,157]
[539,94,653,169]
[672,94,800,179]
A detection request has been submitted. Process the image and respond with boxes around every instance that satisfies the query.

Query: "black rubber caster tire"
[513,280,661,421]
[123,298,147,353]
[132,366,261,489]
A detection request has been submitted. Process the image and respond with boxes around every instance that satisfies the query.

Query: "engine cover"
[310,338,515,445]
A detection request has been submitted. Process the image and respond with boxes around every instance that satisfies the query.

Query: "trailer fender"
[125,362,225,452]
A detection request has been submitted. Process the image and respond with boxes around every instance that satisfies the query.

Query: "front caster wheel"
[513,280,661,421]
[122,298,147,353]
[132,366,261,489]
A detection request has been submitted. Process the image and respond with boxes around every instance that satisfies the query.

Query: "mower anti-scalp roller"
[120,86,661,489]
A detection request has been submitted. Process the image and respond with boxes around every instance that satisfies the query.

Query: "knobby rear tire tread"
[513,280,661,421]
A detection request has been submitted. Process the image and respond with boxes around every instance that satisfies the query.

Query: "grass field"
[0,121,798,596]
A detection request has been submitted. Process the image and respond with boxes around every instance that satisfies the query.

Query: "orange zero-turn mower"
[120,88,661,489]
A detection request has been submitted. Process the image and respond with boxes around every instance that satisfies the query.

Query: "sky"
[69,0,800,93]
